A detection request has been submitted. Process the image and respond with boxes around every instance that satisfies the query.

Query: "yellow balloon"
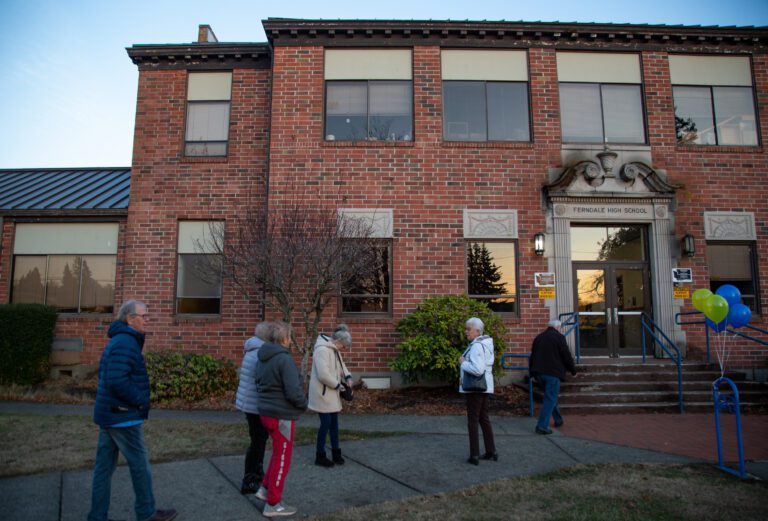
[692,289,712,312]
[704,294,729,324]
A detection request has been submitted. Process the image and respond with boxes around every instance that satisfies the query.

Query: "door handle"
[606,309,611,325]
[614,308,619,324]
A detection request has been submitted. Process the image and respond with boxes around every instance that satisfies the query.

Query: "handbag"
[335,350,354,401]
[461,344,488,392]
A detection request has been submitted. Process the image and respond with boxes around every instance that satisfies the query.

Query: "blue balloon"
[716,284,742,307]
[728,303,752,329]
[706,317,727,333]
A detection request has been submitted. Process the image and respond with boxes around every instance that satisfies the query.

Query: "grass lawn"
[307,464,768,521]
[0,413,396,477]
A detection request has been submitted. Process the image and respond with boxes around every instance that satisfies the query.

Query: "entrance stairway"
[552,360,768,414]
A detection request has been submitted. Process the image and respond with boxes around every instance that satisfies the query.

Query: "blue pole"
[641,315,647,363]
[712,376,746,478]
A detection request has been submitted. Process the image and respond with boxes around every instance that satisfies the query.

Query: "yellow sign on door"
[673,286,690,300]
[538,287,556,299]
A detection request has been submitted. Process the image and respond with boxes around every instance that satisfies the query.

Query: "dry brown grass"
[307,464,768,521]
[0,413,395,477]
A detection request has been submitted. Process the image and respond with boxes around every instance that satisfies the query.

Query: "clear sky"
[1,0,766,169]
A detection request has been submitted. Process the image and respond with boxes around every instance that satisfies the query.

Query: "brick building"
[2,19,767,384]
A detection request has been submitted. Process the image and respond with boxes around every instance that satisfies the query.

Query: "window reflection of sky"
[571,225,645,261]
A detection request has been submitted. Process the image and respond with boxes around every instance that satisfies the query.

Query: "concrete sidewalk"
[0,402,763,520]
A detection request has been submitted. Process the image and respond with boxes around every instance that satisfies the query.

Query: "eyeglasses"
[131,313,149,319]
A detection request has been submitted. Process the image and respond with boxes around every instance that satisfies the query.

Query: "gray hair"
[117,300,146,322]
[465,317,484,334]
[548,319,562,328]
[332,324,352,347]
[270,321,292,345]
[254,322,273,342]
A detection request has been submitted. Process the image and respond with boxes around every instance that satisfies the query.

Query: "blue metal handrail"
[558,311,581,363]
[500,353,533,417]
[675,311,710,364]
[713,376,746,478]
[641,312,684,413]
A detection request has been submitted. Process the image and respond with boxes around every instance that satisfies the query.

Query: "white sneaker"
[263,502,297,517]
[255,486,268,501]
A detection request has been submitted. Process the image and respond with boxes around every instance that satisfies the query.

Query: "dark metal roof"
[0,168,131,214]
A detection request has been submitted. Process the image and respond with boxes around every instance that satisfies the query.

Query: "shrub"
[145,350,238,402]
[0,304,57,385]
[390,295,507,383]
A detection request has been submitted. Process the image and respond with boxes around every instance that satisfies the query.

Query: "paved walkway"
[1,402,766,520]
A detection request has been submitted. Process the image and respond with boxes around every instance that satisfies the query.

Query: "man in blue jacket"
[88,300,177,521]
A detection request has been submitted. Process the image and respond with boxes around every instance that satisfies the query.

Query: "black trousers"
[244,412,269,483]
[465,393,496,458]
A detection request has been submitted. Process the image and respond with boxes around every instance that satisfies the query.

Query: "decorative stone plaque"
[704,212,756,241]
[463,209,518,239]
[338,208,393,238]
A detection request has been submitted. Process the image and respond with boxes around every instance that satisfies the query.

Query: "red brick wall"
[112,67,271,364]
[646,51,768,368]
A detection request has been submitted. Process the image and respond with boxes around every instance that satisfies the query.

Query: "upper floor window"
[177,221,223,314]
[324,49,413,142]
[442,50,530,142]
[185,72,232,156]
[670,55,758,146]
[557,53,646,144]
[11,223,118,313]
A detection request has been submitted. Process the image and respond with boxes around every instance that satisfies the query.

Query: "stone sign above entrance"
[554,203,665,220]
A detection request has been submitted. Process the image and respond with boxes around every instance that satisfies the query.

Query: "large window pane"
[12,256,46,304]
[673,87,716,145]
[443,82,487,141]
[708,243,759,312]
[79,256,116,313]
[487,83,530,141]
[186,102,230,141]
[46,256,80,312]
[571,226,646,262]
[467,242,517,314]
[326,82,368,140]
[342,244,391,314]
[177,254,222,314]
[560,84,603,143]
[368,81,412,140]
[602,85,645,143]
[713,87,758,146]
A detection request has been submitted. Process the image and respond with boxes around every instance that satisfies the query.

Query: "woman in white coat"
[308,324,353,467]
[459,317,497,465]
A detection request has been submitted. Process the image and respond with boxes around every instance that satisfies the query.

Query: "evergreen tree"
[467,243,507,295]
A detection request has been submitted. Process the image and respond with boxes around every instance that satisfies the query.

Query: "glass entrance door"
[571,225,651,357]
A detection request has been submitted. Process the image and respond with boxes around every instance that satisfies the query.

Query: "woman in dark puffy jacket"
[253,321,308,518]
[234,321,273,494]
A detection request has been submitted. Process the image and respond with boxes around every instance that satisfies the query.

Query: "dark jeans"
[244,412,269,483]
[465,393,496,458]
[316,412,340,452]
[537,374,563,429]
[88,425,155,521]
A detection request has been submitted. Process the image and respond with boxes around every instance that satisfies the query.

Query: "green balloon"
[704,294,729,323]
[692,288,712,312]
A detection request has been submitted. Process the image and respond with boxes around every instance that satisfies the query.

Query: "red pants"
[260,416,295,506]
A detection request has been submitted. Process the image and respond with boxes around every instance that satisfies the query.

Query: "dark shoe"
[332,448,345,465]
[146,509,178,521]
[315,451,335,467]
[535,426,553,435]
[481,452,499,461]
[240,477,258,495]
[467,456,480,465]
[554,419,564,428]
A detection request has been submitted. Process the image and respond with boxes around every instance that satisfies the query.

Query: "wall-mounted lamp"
[682,234,695,257]
[534,233,546,256]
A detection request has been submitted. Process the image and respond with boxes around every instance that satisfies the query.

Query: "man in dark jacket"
[254,321,308,518]
[88,300,177,521]
[530,319,577,435]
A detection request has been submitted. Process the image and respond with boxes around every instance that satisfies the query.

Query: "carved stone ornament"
[704,212,756,241]
[596,148,619,176]
[545,160,681,196]
[338,208,393,238]
[463,209,518,239]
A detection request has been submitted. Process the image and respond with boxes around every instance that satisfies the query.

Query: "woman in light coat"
[459,317,497,465]
[308,324,353,467]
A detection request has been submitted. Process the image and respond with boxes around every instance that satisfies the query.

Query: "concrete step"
[557,401,768,414]
[557,389,768,405]
[560,380,768,393]
[572,370,746,383]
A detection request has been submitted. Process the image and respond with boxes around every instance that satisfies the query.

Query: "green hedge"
[390,295,507,383]
[145,350,238,402]
[0,304,57,385]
